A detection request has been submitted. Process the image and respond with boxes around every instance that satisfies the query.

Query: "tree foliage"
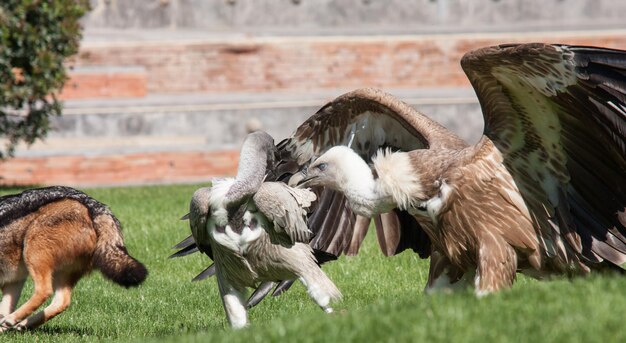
[0,0,89,159]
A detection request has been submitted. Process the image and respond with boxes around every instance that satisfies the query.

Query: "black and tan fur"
[0,186,147,331]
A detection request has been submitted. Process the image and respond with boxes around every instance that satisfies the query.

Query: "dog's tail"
[91,213,148,287]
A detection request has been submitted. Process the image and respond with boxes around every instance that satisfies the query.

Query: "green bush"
[0,0,89,159]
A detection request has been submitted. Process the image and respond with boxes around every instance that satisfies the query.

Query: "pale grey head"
[295,146,369,191]
[295,146,393,217]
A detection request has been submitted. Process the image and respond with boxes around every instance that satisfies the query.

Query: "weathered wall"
[84,0,626,33]
[3,1,625,186]
[72,33,626,94]
[0,95,483,187]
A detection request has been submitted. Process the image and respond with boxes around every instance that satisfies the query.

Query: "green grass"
[2,184,626,342]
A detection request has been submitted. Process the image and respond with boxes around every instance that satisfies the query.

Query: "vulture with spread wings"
[291,43,626,295]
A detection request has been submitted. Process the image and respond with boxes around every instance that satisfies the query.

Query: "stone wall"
[84,0,626,33]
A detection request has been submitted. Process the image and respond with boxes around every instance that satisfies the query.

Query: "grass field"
[1,184,625,342]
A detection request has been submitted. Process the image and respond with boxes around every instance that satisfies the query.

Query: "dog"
[0,186,148,331]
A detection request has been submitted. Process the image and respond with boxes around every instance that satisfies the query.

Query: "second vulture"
[288,43,626,295]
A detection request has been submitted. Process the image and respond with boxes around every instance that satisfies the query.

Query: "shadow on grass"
[0,325,96,340]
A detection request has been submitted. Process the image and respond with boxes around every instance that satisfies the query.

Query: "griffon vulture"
[182,131,341,329]
[289,43,626,295]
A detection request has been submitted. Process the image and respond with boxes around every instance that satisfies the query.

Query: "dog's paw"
[12,322,26,332]
[0,317,16,330]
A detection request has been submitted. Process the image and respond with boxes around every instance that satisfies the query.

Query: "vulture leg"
[216,270,248,329]
[474,236,517,297]
[424,250,468,294]
[298,267,342,314]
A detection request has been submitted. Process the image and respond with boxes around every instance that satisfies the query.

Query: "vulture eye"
[317,163,328,171]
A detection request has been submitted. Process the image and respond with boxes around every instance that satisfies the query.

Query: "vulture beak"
[272,146,280,165]
[180,213,190,220]
[267,145,279,169]
[264,145,280,181]
[287,171,305,187]
[295,175,320,189]
[292,167,320,189]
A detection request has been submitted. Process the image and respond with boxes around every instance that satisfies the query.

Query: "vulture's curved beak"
[264,145,280,181]
[287,171,305,187]
[296,175,320,189]
[268,146,279,167]
[290,168,319,188]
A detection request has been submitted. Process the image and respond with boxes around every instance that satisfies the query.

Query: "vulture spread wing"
[173,89,466,259]
[252,182,316,246]
[462,43,626,268]
[173,186,216,280]
[277,88,468,257]
[187,187,214,257]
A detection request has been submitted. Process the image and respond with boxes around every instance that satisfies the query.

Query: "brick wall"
[3,31,625,186]
[71,32,626,95]
[0,150,238,187]
[60,68,147,100]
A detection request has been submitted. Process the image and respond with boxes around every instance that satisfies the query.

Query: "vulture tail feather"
[168,244,199,258]
[272,280,295,297]
[191,264,216,282]
[246,282,277,309]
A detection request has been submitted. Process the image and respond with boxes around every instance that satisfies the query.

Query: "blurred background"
[2,0,625,186]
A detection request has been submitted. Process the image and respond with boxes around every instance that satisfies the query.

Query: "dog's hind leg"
[0,279,26,318]
[0,266,53,331]
[14,272,81,331]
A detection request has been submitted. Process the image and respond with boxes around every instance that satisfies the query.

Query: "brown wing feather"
[373,214,399,257]
[277,88,466,258]
[278,88,466,165]
[253,182,315,246]
[308,189,354,255]
[345,215,370,256]
[462,43,626,269]
[373,210,431,257]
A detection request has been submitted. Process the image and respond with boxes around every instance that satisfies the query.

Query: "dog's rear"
[0,187,147,331]
[91,209,147,287]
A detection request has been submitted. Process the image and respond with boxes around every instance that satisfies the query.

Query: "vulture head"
[296,146,371,190]
[295,146,388,217]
